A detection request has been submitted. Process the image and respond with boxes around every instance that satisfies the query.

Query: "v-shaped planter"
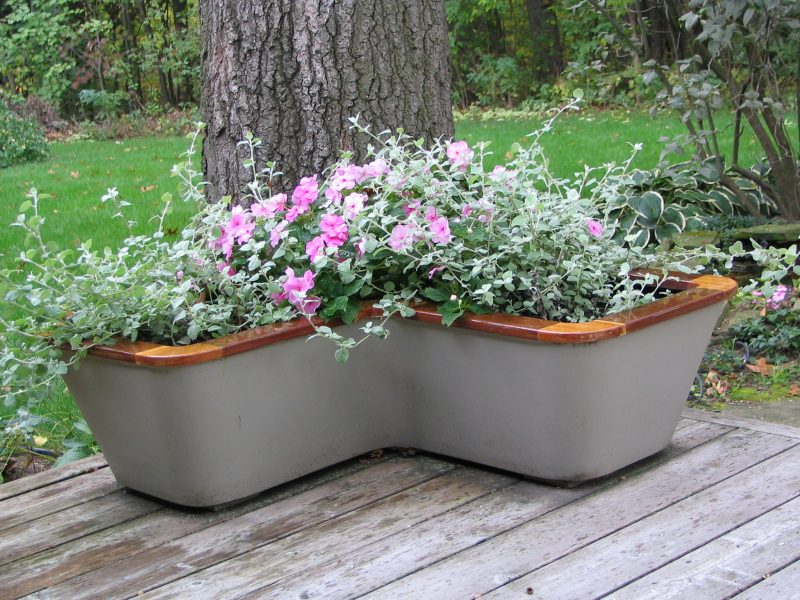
[64,273,736,508]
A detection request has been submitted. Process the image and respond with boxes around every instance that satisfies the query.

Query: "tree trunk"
[525,0,563,81]
[199,0,454,203]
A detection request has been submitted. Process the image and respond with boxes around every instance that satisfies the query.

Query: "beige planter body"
[64,274,736,507]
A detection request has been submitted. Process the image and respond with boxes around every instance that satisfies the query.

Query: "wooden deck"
[1,408,799,599]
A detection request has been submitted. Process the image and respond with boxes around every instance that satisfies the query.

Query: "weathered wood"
[234,418,733,599]
[0,455,107,503]
[364,429,798,599]
[683,408,800,440]
[607,496,800,599]
[32,456,455,599]
[733,560,800,599]
[0,452,391,598]
[140,467,517,599]
[0,468,119,532]
[487,444,800,599]
[0,491,161,567]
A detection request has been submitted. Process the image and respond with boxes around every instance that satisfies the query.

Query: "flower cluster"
[198,118,715,358]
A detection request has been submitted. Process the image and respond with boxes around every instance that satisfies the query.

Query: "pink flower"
[402,200,421,217]
[306,235,326,261]
[319,213,348,248]
[343,192,367,220]
[274,267,320,314]
[430,217,452,245]
[428,265,445,279]
[251,193,287,219]
[176,270,184,280]
[766,284,791,309]
[461,204,473,218]
[355,238,367,258]
[586,218,604,238]
[364,158,389,178]
[489,165,515,183]
[218,262,235,277]
[389,224,415,251]
[269,221,287,248]
[288,176,318,220]
[424,206,439,223]
[325,165,366,204]
[446,140,474,172]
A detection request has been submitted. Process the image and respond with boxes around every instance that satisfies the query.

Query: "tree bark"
[525,0,563,81]
[199,0,454,203]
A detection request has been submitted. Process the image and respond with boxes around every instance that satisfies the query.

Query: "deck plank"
[0,467,119,532]
[0,455,107,503]
[139,467,517,599]
[0,490,161,566]
[487,444,800,599]
[233,418,733,599]
[732,560,800,599]
[26,456,456,600]
[682,408,800,440]
[607,496,800,599]
[364,429,798,599]
[0,453,391,598]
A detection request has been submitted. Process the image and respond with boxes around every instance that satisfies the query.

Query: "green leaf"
[438,300,464,326]
[334,348,350,363]
[53,446,93,468]
[628,191,664,221]
[422,287,451,303]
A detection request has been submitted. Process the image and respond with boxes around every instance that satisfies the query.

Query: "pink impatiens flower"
[586,218,604,238]
[343,192,367,220]
[424,206,439,223]
[446,140,474,172]
[402,200,421,217]
[306,235,326,262]
[355,238,367,258]
[272,267,320,314]
[363,158,389,178]
[288,176,318,221]
[269,221,287,248]
[319,213,348,248]
[430,216,452,245]
[251,193,287,219]
[389,224,415,251]
[324,165,366,204]
[428,265,445,279]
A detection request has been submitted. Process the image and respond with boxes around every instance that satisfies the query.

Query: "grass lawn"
[0,107,792,473]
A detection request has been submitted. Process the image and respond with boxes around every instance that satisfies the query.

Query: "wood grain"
[364,430,797,599]
[0,455,107,503]
[487,444,800,599]
[733,560,800,599]
[32,457,455,599]
[606,496,800,599]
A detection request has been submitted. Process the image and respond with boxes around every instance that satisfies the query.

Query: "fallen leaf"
[140,184,157,192]
[704,370,730,396]
[745,357,774,376]
[789,384,800,396]
[47,169,55,175]
[70,171,79,179]
[33,435,48,446]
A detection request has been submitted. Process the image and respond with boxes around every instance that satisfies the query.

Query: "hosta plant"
[1,115,724,420]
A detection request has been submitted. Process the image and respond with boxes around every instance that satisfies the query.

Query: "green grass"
[0,136,198,271]
[455,108,775,174]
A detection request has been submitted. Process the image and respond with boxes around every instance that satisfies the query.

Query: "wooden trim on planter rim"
[88,272,737,367]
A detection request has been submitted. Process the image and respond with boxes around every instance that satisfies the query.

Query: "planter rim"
[88,271,736,367]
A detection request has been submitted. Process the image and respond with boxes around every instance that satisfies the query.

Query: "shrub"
[0,104,49,168]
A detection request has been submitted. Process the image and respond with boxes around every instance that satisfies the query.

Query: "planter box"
[64,273,736,508]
